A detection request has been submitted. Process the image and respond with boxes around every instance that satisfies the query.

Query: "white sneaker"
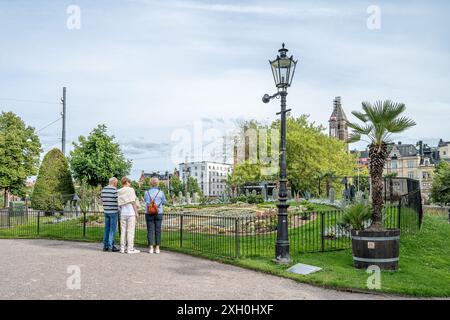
[120,248,125,254]
[127,249,140,254]
[149,246,154,254]
[155,247,160,254]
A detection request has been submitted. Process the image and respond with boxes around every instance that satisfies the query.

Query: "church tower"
[329,96,348,147]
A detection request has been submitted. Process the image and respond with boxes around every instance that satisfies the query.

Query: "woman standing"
[118,177,140,254]
[144,177,167,254]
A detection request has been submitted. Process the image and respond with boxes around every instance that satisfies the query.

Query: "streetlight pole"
[263,43,297,263]
[275,90,291,263]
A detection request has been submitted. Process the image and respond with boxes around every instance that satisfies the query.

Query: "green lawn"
[232,214,450,297]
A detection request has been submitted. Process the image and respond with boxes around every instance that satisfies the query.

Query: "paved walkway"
[0,239,407,300]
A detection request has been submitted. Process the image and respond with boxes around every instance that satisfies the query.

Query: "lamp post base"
[274,240,291,264]
[273,257,292,264]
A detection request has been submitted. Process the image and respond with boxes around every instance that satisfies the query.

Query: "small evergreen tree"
[32,148,75,211]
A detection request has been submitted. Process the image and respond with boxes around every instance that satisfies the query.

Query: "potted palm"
[347,101,416,270]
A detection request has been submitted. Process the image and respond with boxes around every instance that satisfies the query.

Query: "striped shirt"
[101,186,119,214]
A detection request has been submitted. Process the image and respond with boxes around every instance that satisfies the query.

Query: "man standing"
[100,177,120,252]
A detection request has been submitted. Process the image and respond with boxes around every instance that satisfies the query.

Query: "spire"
[330,97,347,122]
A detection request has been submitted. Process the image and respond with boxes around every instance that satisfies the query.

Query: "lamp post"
[263,43,297,263]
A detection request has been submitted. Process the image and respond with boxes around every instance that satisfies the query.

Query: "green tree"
[158,181,169,195]
[187,176,202,196]
[169,175,184,196]
[347,100,416,230]
[0,112,41,207]
[32,148,75,211]
[69,124,131,187]
[283,116,356,193]
[430,161,450,205]
[229,162,264,186]
[230,115,357,195]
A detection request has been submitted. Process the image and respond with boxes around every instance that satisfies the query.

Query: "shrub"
[246,194,264,204]
[340,203,372,231]
[230,195,264,204]
[31,148,75,211]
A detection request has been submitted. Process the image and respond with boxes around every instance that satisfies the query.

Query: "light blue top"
[144,187,167,214]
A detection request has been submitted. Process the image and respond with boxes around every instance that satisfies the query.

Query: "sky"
[1,0,449,180]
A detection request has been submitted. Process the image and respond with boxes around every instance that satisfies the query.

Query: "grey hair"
[150,177,159,186]
[109,177,118,184]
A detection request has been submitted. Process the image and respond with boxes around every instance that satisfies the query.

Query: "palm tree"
[347,101,416,230]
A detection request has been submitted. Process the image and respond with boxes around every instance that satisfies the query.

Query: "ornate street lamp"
[263,43,298,263]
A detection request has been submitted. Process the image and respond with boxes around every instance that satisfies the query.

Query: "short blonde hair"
[150,177,159,187]
[121,176,131,186]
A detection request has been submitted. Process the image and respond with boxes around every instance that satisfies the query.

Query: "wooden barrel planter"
[350,229,400,271]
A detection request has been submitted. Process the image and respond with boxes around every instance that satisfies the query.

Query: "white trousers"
[120,215,136,251]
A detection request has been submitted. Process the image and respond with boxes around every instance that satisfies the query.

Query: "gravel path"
[0,239,408,300]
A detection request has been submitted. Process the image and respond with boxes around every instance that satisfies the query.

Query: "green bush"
[31,148,75,211]
[340,203,372,230]
[246,194,264,204]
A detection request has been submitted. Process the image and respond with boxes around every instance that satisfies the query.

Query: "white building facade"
[179,161,233,197]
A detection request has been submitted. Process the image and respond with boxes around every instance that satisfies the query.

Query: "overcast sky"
[1,0,449,179]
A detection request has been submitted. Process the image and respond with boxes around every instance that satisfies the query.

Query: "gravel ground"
[0,239,411,300]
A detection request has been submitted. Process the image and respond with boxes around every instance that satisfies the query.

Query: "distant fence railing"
[0,201,422,259]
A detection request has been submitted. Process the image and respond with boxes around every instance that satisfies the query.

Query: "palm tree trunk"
[368,143,388,230]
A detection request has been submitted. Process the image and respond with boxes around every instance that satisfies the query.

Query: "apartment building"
[179,161,233,197]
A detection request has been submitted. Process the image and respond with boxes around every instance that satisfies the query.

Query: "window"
[408,171,414,179]
[391,160,398,169]
[407,160,415,168]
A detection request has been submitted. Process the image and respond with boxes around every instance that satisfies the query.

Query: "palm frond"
[348,133,362,143]
[347,121,372,135]
[351,111,368,123]
[385,117,417,133]
[381,101,406,123]
[348,100,415,146]
[361,101,377,124]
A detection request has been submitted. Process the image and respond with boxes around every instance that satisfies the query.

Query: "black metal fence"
[0,202,421,259]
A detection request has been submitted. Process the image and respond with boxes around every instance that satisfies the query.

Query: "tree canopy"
[0,111,41,206]
[187,176,202,196]
[170,175,184,196]
[69,124,131,187]
[430,161,450,205]
[32,148,75,211]
[230,115,357,194]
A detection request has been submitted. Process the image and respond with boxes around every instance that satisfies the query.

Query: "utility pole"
[61,87,67,155]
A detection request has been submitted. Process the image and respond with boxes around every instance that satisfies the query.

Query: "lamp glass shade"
[269,44,297,89]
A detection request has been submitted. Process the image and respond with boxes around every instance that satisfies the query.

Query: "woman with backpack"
[144,177,167,254]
